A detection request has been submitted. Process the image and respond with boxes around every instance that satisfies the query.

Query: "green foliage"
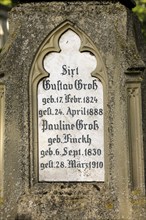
[133,0,146,42]
[133,0,146,22]
[0,0,12,6]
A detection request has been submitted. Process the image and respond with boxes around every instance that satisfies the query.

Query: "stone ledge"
[12,0,136,9]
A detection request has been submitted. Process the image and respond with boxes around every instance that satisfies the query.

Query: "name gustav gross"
[43,78,98,90]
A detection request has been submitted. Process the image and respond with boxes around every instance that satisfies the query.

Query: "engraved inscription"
[38,30,104,182]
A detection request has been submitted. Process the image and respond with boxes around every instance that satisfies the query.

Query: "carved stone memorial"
[38,30,104,182]
[0,1,146,220]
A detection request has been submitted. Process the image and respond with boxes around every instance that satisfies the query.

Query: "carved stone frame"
[0,84,4,200]
[29,21,107,185]
[126,71,145,193]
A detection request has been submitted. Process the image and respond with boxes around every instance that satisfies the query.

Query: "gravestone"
[0,1,146,219]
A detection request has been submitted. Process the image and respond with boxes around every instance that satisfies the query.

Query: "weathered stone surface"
[13,0,136,9]
[0,1,145,220]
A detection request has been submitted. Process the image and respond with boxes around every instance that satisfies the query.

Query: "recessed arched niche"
[30,21,107,183]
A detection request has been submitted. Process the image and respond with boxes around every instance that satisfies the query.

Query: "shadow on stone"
[15,214,32,220]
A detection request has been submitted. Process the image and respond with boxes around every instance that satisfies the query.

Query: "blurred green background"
[133,0,146,41]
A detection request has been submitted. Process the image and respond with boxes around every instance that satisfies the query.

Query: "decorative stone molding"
[29,21,107,184]
[0,84,4,200]
[127,81,145,192]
